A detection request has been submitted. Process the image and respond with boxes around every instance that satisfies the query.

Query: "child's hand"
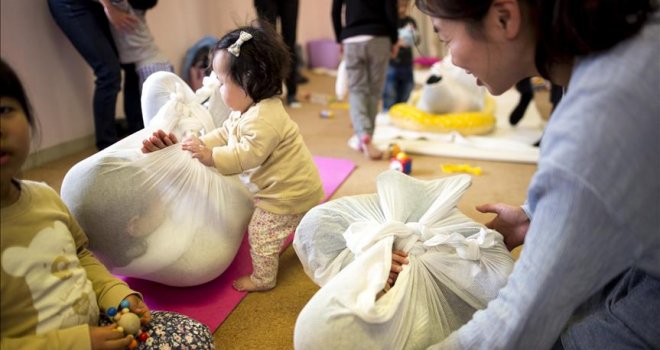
[90,324,133,350]
[101,1,138,33]
[141,129,178,153]
[377,250,409,300]
[388,250,409,286]
[124,294,152,325]
[182,137,214,167]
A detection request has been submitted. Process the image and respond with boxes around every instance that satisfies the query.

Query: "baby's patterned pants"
[248,207,304,288]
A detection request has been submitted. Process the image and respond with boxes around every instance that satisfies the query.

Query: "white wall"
[1,0,334,155]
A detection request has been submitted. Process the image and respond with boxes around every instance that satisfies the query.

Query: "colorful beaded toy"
[106,299,150,349]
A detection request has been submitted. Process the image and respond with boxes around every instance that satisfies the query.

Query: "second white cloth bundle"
[293,171,514,349]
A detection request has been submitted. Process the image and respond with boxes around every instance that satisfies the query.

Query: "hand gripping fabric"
[293,171,514,349]
[61,72,254,286]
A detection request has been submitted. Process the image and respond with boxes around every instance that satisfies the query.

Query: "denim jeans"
[48,0,143,150]
[560,268,660,349]
[382,64,414,111]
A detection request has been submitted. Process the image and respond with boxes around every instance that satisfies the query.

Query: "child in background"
[141,25,324,292]
[0,59,213,349]
[382,0,420,112]
[332,0,399,160]
[108,0,174,89]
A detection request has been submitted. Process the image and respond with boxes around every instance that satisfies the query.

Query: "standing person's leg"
[121,64,144,134]
[254,0,278,25]
[560,268,660,349]
[382,65,398,111]
[398,65,415,104]
[345,42,372,153]
[549,83,564,112]
[365,36,392,131]
[509,77,533,126]
[235,207,303,292]
[277,0,300,105]
[48,0,122,150]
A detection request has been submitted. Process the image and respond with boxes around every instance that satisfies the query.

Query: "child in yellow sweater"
[0,58,214,349]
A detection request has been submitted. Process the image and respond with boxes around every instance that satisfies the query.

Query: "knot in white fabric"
[423,227,496,260]
[194,72,220,104]
[227,31,253,57]
[344,220,426,256]
[169,83,192,118]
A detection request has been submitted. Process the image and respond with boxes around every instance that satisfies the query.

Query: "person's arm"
[331,0,344,43]
[430,166,639,349]
[409,17,422,45]
[385,0,399,45]
[98,0,137,32]
[207,115,280,176]
[65,203,140,313]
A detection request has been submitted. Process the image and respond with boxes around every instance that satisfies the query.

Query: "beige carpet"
[22,70,537,349]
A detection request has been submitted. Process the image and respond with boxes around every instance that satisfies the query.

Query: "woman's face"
[0,97,30,190]
[212,51,254,114]
[431,4,534,95]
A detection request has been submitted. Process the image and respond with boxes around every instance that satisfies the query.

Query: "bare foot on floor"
[360,135,383,160]
[232,275,274,292]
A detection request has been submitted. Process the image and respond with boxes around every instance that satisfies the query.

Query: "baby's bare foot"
[360,135,383,160]
[232,275,274,292]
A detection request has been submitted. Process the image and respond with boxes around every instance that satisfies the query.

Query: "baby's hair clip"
[228,31,253,57]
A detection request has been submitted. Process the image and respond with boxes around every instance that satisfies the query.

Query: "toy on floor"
[388,144,412,175]
[107,299,150,349]
[388,56,496,135]
[440,163,483,175]
[320,110,334,119]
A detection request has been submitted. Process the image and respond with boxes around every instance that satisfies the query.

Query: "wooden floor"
[22,70,538,349]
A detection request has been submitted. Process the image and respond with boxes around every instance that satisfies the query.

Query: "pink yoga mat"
[119,156,355,331]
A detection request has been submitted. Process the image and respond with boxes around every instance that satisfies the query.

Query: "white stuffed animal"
[414,55,486,114]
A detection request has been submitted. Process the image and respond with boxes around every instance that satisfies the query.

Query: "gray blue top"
[431,11,660,350]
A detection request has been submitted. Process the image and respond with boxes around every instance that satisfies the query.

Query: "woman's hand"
[141,129,178,153]
[124,294,152,325]
[90,324,132,350]
[476,203,530,251]
[181,137,214,167]
[100,0,138,32]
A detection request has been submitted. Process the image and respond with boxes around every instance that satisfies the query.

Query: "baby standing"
[142,25,324,292]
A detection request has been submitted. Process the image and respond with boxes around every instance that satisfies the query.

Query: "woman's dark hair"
[128,0,158,11]
[1,58,35,128]
[211,23,290,103]
[415,0,658,78]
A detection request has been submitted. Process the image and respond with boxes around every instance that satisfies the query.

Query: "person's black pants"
[254,0,299,99]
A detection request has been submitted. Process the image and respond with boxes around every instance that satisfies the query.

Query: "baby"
[142,24,324,292]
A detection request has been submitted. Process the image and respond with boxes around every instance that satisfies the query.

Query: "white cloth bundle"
[61,72,254,286]
[293,171,514,349]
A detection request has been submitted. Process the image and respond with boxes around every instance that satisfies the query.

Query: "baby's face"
[130,201,166,238]
[212,51,254,114]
